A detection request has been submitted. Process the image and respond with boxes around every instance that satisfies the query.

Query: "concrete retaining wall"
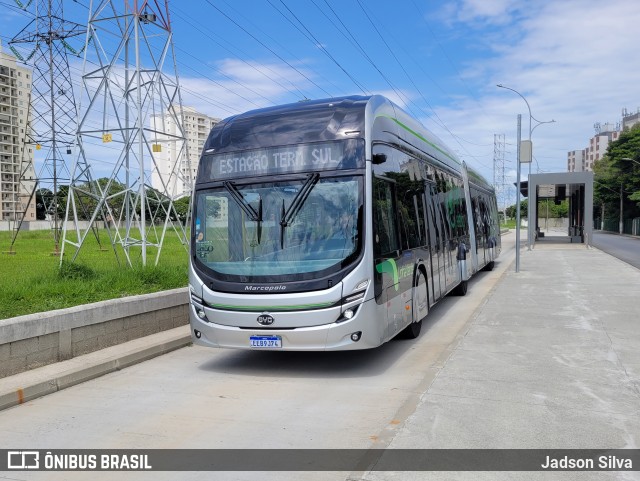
[0,287,189,379]
[0,220,96,232]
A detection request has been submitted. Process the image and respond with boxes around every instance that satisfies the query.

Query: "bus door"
[435,187,457,292]
[425,183,444,302]
[473,194,488,268]
[373,177,410,339]
[478,198,488,267]
[416,191,436,308]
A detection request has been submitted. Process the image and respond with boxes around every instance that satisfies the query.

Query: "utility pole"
[619,183,624,234]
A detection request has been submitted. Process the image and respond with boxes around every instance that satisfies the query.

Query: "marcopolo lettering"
[245,285,287,292]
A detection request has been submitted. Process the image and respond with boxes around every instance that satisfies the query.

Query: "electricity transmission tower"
[62,0,190,267]
[493,133,507,221]
[8,0,87,254]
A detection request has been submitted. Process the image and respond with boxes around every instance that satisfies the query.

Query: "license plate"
[249,336,282,348]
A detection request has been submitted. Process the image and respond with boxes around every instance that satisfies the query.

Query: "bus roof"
[202,95,493,191]
[203,96,369,154]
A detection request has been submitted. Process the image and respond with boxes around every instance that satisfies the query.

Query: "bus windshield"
[193,175,363,283]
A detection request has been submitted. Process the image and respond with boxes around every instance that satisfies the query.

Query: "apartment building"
[567,106,640,173]
[622,108,640,131]
[0,45,36,222]
[567,123,620,173]
[567,149,587,172]
[151,106,221,197]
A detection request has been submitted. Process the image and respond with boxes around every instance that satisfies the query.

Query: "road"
[591,231,640,270]
[0,239,516,481]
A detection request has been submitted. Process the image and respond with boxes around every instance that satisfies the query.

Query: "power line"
[217,0,344,97]
[205,0,331,99]
[268,0,369,95]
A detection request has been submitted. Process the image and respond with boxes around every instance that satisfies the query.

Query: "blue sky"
[1,0,639,207]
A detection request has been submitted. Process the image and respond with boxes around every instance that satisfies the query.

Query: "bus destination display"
[205,141,362,180]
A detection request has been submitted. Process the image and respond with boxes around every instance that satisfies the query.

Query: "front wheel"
[399,270,428,340]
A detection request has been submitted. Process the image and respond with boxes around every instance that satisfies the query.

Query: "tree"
[593,124,640,223]
[537,199,568,218]
[173,196,191,222]
[35,188,52,220]
[506,199,528,219]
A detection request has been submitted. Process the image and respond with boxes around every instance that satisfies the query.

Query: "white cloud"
[179,58,317,118]
[426,0,640,194]
[437,0,526,26]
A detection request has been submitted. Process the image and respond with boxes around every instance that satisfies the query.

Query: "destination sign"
[202,140,363,180]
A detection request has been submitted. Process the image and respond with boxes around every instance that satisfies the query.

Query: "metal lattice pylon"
[493,133,508,220]
[62,0,190,267]
[8,0,89,254]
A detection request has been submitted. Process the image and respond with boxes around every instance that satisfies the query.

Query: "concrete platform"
[363,234,640,479]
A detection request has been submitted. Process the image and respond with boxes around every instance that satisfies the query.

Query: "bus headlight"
[336,305,359,323]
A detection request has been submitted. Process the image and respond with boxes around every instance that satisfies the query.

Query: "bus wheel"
[400,270,427,339]
[483,261,495,272]
[451,280,468,296]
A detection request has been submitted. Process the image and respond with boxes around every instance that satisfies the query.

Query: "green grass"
[0,228,189,320]
[500,219,517,229]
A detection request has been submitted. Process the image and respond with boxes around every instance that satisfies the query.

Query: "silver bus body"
[189,95,500,351]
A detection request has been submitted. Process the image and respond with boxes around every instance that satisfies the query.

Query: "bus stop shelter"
[526,172,594,246]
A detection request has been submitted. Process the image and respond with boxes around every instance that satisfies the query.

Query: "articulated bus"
[189,95,500,350]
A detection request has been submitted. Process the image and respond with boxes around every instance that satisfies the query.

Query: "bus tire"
[400,317,422,339]
[483,261,495,271]
[399,270,427,340]
[451,279,468,296]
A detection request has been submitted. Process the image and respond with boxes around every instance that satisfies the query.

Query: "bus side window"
[373,177,399,257]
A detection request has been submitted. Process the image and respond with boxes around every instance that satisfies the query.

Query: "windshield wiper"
[223,181,263,243]
[279,172,320,248]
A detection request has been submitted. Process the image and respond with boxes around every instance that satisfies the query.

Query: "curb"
[0,326,191,412]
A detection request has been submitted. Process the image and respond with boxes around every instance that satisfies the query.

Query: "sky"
[1,0,639,208]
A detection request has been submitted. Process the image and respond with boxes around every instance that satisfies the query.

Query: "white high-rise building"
[0,44,36,222]
[567,149,587,172]
[151,106,221,197]
[567,123,620,173]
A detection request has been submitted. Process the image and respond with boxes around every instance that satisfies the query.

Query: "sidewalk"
[366,237,640,479]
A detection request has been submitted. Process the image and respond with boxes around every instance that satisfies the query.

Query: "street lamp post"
[515,114,522,273]
[619,182,624,235]
[497,84,555,252]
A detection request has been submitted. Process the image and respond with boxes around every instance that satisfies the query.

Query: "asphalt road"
[591,231,640,270]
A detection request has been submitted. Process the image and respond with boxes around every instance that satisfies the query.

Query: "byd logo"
[257,314,275,325]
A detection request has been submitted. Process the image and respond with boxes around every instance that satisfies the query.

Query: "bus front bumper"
[188,300,382,351]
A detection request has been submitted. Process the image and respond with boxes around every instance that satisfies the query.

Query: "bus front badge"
[257,313,275,326]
